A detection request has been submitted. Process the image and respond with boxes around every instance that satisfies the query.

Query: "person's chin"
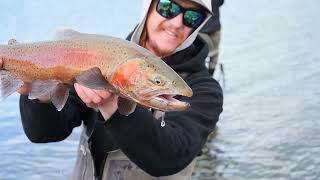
[164,36,180,45]
[159,42,178,52]
[162,38,180,50]
[153,43,176,57]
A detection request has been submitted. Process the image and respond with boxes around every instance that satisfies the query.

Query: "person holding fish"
[0,0,223,179]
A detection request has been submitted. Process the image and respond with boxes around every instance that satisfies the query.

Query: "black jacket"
[19,36,223,177]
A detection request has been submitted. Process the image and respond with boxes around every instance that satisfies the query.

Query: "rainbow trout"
[0,29,192,115]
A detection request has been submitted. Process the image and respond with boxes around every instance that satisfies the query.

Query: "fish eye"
[151,75,165,86]
[155,77,162,85]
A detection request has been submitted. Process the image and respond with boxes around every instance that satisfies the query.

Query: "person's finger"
[76,83,112,102]
[91,91,115,107]
[98,94,119,120]
[0,59,3,68]
[85,102,96,108]
[74,83,91,104]
[93,89,112,99]
[87,93,118,109]
[17,83,31,95]
[109,94,118,106]
[82,88,102,104]
[75,83,107,105]
[75,83,116,108]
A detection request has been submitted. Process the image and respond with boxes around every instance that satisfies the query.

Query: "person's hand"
[74,83,118,120]
[0,59,50,102]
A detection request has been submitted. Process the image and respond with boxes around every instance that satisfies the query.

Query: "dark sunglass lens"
[157,0,180,18]
[169,2,181,16]
[184,10,205,28]
[157,0,172,18]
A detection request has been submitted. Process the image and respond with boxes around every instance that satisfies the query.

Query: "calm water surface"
[0,0,319,179]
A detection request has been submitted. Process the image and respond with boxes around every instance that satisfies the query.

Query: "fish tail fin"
[0,70,24,101]
[0,39,23,101]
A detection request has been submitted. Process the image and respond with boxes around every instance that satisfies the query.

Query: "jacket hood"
[164,36,209,73]
[130,0,213,54]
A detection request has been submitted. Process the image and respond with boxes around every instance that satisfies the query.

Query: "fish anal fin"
[29,80,69,111]
[29,80,59,99]
[117,97,137,116]
[76,67,118,93]
[50,84,69,111]
[0,70,24,101]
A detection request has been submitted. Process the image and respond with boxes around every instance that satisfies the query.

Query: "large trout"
[0,29,193,115]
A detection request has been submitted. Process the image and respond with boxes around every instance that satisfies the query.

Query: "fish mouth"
[151,94,190,111]
[139,89,192,111]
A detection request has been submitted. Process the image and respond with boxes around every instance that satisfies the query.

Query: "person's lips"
[161,29,185,46]
[164,29,178,38]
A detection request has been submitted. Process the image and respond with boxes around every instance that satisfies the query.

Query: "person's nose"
[168,13,184,28]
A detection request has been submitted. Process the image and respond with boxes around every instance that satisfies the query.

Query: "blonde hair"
[139,27,148,48]
[139,0,157,48]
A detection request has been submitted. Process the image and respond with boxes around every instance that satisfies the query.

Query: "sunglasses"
[156,0,206,28]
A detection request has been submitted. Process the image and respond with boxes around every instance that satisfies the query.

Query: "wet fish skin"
[0,29,193,114]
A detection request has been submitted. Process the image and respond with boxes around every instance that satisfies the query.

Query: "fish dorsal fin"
[75,67,118,93]
[50,84,69,111]
[0,70,24,101]
[54,28,82,40]
[29,80,59,99]
[117,97,137,116]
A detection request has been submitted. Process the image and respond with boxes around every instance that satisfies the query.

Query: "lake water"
[0,0,319,179]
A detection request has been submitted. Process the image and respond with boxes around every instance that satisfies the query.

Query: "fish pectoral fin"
[117,97,137,116]
[76,67,118,93]
[0,70,24,101]
[50,84,69,111]
[29,80,59,99]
